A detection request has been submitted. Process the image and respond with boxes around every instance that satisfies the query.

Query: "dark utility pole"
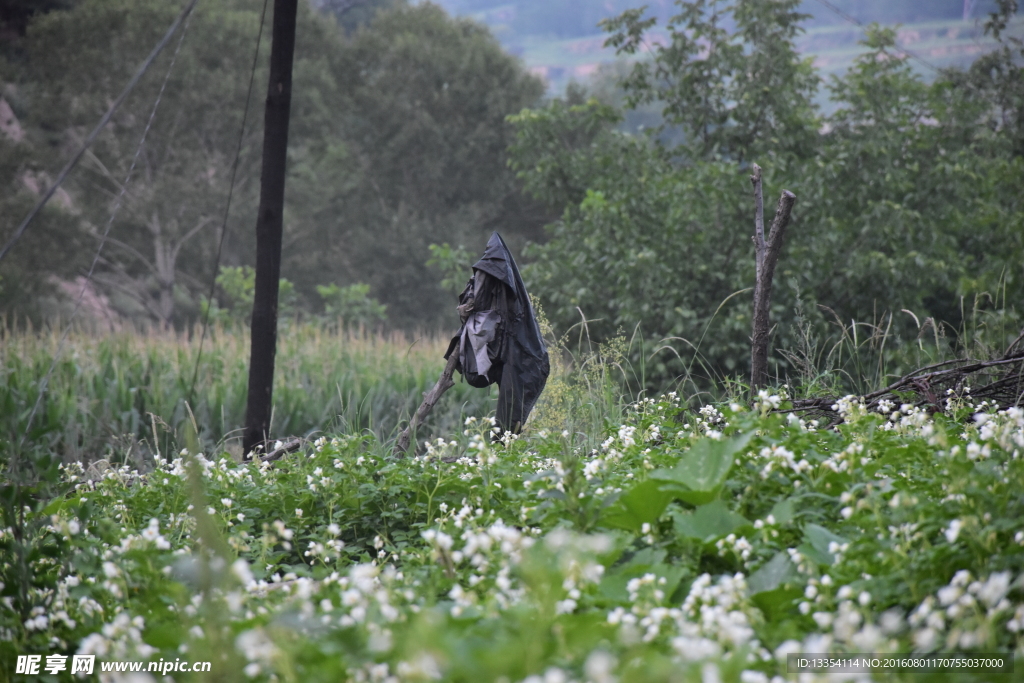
[243,0,298,456]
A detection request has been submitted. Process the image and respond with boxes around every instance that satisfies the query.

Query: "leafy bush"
[510,4,1024,388]
[316,283,387,327]
[3,384,1024,681]
[426,243,473,298]
[200,267,298,327]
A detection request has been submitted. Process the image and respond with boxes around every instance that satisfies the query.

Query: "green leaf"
[769,496,797,525]
[42,497,70,516]
[623,547,667,568]
[599,550,687,605]
[803,524,848,566]
[649,432,754,505]
[747,551,798,595]
[671,500,749,542]
[599,479,676,532]
[751,586,802,622]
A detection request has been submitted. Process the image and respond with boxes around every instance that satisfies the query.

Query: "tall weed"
[0,321,491,466]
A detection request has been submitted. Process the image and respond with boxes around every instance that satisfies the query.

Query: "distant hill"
[426,0,1016,92]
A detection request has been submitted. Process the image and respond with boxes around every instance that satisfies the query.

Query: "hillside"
[428,0,1015,92]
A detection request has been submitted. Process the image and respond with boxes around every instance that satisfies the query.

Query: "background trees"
[512,0,1024,384]
[280,2,546,327]
[0,0,546,329]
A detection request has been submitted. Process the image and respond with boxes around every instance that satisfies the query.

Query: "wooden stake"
[393,351,460,456]
[750,164,796,394]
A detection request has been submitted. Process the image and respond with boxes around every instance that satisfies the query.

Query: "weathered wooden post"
[749,164,796,394]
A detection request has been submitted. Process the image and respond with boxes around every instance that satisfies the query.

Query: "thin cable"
[812,0,1020,105]
[811,0,943,73]
[14,9,194,463]
[187,0,271,404]
[0,0,201,264]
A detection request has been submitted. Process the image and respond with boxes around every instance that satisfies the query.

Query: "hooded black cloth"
[444,232,549,433]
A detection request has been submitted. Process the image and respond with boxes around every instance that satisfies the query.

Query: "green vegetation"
[511,0,1024,387]
[4,377,1024,681]
[0,322,490,463]
[3,2,1024,679]
[0,0,546,329]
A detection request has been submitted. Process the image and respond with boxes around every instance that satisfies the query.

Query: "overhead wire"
[0,0,202,265]
[810,0,944,73]
[12,3,195,467]
[810,0,1023,106]
[187,0,272,406]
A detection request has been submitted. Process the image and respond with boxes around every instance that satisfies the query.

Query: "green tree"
[3,0,547,331]
[280,2,547,329]
[316,282,386,326]
[510,98,757,378]
[14,0,280,325]
[960,0,1024,157]
[513,7,1024,386]
[602,0,820,162]
[0,129,87,321]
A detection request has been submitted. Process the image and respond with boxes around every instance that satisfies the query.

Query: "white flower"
[977,572,1011,608]
[944,519,962,543]
[913,627,938,650]
[851,624,882,651]
[583,652,617,683]
[701,663,721,683]
[231,559,254,586]
[542,667,568,683]
[774,640,801,663]
[937,585,962,606]
[879,609,905,635]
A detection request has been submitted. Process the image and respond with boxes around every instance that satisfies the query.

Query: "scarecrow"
[394,233,549,453]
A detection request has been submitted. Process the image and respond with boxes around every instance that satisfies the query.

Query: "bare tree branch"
[393,351,459,457]
[750,163,796,394]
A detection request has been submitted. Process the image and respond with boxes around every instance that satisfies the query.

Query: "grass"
[0,321,493,465]
[3,306,1024,681]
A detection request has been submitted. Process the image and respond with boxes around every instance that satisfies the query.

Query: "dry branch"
[393,351,460,456]
[785,341,1024,422]
[750,163,796,394]
[256,437,303,463]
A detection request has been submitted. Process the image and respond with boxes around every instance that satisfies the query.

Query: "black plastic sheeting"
[445,232,550,433]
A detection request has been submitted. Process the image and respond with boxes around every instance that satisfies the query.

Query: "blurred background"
[1,0,1023,458]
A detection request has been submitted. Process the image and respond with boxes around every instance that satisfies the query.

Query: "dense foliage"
[0,0,545,328]
[3,385,1024,681]
[430,0,995,42]
[511,1,1024,386]
[0,324,490,464]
